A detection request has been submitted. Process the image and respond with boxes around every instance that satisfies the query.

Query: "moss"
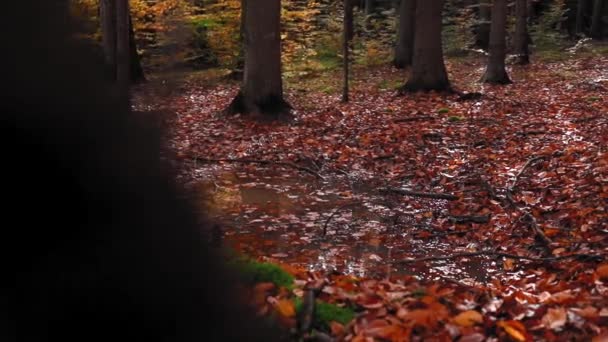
[412,288,426,298]
[447,116,464,122]
[294,298,355,327]
[228,257,295,289]
[437,108,450,114]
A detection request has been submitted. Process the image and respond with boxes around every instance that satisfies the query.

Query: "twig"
[416,228,476,238]
[381,188,459,201]
[192,157,324,180]
[297,282,325,336]
[394,251,604,264]
[508,155,547,192]
[323,202,359,236]
[521,211,553,246]
[393,116,434,123]
[449,215,491,224]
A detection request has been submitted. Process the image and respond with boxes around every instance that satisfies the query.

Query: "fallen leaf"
[452,310,483,327]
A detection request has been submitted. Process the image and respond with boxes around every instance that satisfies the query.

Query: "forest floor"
[133,50,608,341]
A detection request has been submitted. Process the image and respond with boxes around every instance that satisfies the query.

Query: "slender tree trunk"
[128,14,146,83]
[365,0,375,15]
[576,0,590,35]
[476,0,491,49]
[403,0,450,92]
[116,0,131,108]
[227,0,290,118]
[482,0,511,84]
[394,0,416,69]
[591,0,604,39]
[514,0,529,64]
[343,0,353,102]
[100,0,117,81]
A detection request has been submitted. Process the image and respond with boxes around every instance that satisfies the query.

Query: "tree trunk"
[343,0,353,102]
[394,0,416,69]
[365,0,375,15]
[481,0,510,84]
[100,0,117,81]
[590,0,604,39]
[116,0,131,108]
[476,0,491,49]
[128,14,146,83]
[227,0,290,118]
[513,0,529,65]
[576,0,590,35]
[403,0,450,92]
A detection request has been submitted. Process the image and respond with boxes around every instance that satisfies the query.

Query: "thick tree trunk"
[590,0,604,39]
[513,0,529,65]
[394,0,416,69]
[227,0,290,118]
[476,0,491,49]
[482,0,511,84]
[128,14,146,83]
[116,0,131,107]
[403,0,450,92]
[576,0,590,35]
[100,0,117,80]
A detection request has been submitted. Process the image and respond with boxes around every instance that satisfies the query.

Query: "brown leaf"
[541,307,567,331]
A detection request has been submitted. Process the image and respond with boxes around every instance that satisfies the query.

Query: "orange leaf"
[275,299,296,318]
[452,310,483,327]
[596,264,608,280]
[497,320,527,342]
[541,307,567,331]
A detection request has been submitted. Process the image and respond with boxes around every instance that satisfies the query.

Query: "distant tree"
[227,0,290,118]
[513,0,529,64]
[590,0,604,39]
[576,0,591,35]
[481,0,510,84]
[343,0,354,102]
[476,0,491,49]
[116,0,130,107]
[365,0,375,15]
[100,0,117,78]
[394,0,416,69]
[403,0,450,92]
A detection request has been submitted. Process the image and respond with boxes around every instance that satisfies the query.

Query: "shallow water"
[193,165,501,283]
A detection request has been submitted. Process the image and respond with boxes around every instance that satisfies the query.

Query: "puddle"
[193,166,499,282]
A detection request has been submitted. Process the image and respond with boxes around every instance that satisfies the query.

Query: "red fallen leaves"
[134,54,608,340]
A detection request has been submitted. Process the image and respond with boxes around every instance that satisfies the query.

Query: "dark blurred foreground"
[0,1,280,341]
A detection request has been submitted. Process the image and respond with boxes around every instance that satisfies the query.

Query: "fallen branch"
[323,202,359,236]
[297,282,325,336]
[521,211,553,246]
[192,157,324,180]
[508,155,547,192]
[449,215,491,224]
[381,188,459,201]
[417,228,476,238]
[394,251,605,264]
[393,116,434,123]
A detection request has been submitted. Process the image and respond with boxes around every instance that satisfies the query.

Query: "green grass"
[437,108,450,114]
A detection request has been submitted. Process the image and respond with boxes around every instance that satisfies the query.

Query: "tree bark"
[576,0,590,35]
[481,0,511,84]
[513,0,529,65]
[365,0,375,15]
[476,0,491,49]
[394,0,416,69]
[128,14,146,83]
[590,0,604,39]
[343,0,353,102]
[227,0,290,118]
[403,0,450,92]
[100,0,117,81]
[116,0,131,108]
